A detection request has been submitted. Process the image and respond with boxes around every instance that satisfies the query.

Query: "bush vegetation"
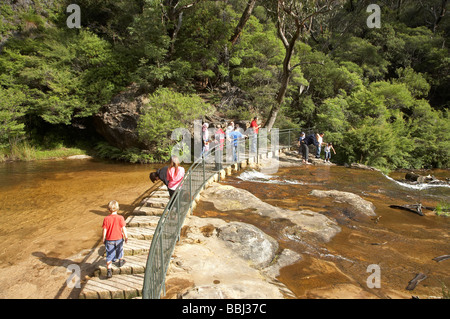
[0,0,448,170]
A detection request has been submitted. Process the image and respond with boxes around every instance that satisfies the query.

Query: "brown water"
[0,158,158,298]
[195,165,450,299]
[0,158,448,299]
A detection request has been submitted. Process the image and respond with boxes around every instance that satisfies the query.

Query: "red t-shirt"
[102,214,125,241]
[250,120,259,133]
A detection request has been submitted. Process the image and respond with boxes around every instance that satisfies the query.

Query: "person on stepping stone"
[102,200,128,278]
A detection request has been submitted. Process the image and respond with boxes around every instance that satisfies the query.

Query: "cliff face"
[93,85,149,150]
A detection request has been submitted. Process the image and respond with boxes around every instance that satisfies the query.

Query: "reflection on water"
[196,166,450,299]
[0,158,158,298]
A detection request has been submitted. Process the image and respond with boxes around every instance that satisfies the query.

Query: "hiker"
[250,116,261,153]
[229,125,246,162]
[324,142,336,163]
[298,132,311,165]
[149,166,169,187]
[315,132,325,158]
[167,155,185,198]
[214,124,225,170]
[202,123,210,155]
[102,200,128,279]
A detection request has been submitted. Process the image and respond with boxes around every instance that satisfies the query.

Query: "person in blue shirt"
[228,124,246,162]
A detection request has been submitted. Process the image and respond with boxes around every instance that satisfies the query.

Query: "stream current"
[194,165,450,299]
[0,158,448,298]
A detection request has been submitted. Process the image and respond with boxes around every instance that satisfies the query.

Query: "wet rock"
[262,249,302,278]
[404,172,449,185]
[201,184,341,242]
[310,190,377,217]
[168,216,291,299]
[217,222,278,269]
[346,163,381,172]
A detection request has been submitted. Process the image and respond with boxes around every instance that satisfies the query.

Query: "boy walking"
[102,200,128,278]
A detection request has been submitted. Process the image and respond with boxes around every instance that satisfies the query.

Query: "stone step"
[150,190,170,198]
[126,215,160,227]
[131,206,165,216]
[127,226,155,240]
[79,274,145,299]
[93,254,148,277]
[140,197,168,208]
[123,238,151,256]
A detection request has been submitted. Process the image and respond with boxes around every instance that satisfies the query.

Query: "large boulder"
[93,86,148,150]
[310,190,377,217]
[217,222,278,269]
[201,184,341,243]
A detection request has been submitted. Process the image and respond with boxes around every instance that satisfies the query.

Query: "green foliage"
[0,28,127,126]
[0,87,27,147]
[0,0,448,168]
[137,87,215,160]
[434,202,450,217]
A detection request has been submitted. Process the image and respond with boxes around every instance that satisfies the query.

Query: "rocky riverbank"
[163,151,382,299]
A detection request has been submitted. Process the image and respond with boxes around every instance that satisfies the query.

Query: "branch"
[290,61,325,72]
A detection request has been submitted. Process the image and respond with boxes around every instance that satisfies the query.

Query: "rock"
[404,172,448,185]
[346,163,381,172]
[93,85,148,150]
[262,249,302,278]
[168,216,291,299]
[65,155,93,160]
[217,222,278,269]
[201,184,341,242]
[310,190,377,217]
[405,172,427,183]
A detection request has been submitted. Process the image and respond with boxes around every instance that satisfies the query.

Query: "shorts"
[105,239,124,263]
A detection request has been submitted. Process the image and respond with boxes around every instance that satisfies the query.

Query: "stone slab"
[127,226,155,240]
[126,215,160,227]
[124,238,151,256]
[94,254,149,277]
[132,206,165,216]
[140,197,168,208]
[79,274,145,299]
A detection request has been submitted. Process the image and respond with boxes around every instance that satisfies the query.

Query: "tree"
[0,87,27,147]
[263,0,340,131]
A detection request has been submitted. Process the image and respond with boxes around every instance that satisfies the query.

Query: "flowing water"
[195,165,450,299]
[0,158,158,298]
[0,157,448,298]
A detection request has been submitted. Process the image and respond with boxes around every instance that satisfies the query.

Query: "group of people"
[298,132,336,164]
[100,116,284,279]
[202,116,261,163]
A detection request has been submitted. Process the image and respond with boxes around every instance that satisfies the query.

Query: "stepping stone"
[94,254,148,277]
[123,238,151,256]
[126,215,160,227]
[79,274,145,299]
[127,226,155,240]
[132,206,165,216]
[140,197,168,208]
[150,190,170,198]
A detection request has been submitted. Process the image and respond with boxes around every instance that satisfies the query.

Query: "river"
[0,158,448,298]
[0,158,158,298]
[195,165,450,298]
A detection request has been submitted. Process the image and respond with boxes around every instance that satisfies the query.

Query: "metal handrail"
[141,127,311,299]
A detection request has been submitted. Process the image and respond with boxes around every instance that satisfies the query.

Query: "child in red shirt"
[102,200,128,278]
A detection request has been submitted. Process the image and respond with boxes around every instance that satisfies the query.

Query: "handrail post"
[256,133,259,164]
[202,155,206,183]
[160,236,164,297]
[288,130,291,148]
[189,173,192,209]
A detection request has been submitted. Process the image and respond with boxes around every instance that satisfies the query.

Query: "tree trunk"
[230,0,258,46]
